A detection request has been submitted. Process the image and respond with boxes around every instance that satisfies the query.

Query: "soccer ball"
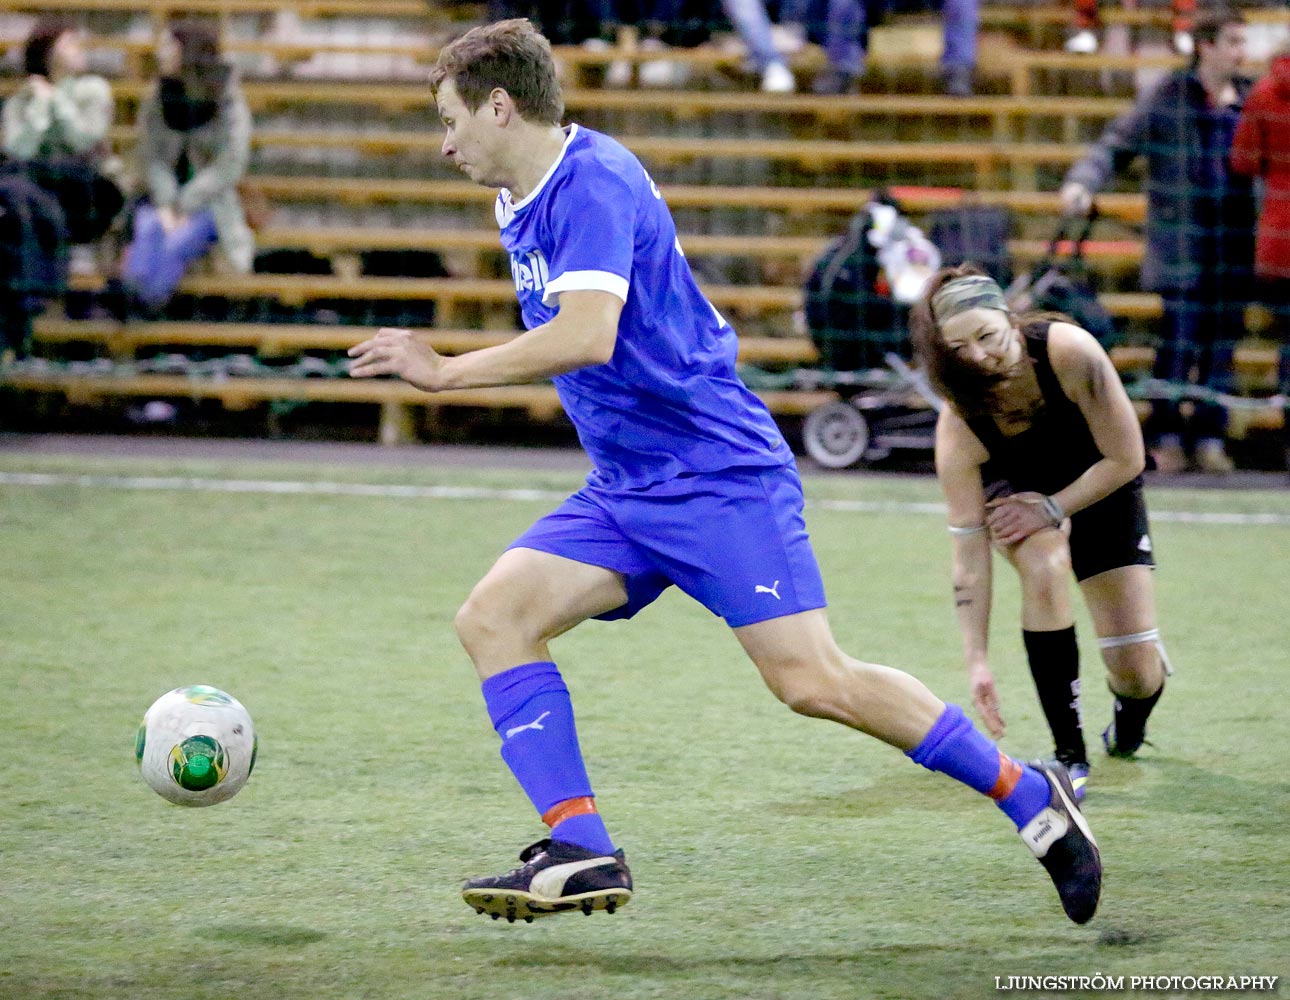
[136,685,257,806]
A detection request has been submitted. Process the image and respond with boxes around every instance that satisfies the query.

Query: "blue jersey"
[495,125,793,490]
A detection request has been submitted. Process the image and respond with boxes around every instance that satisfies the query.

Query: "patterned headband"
[930,275,1009,324]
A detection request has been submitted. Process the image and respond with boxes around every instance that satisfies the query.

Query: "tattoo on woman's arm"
[1088,355,1109,400]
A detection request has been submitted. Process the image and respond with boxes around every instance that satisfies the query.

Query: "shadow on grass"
[211,924,328,947]
[496,940,973,976]
[766,753,1290,823]
[491,937,1161,995]
[1088,758,1290,820]
[765,769,986,820]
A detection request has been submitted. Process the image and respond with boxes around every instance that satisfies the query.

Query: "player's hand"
[985,491,1060,546]
[1059,182,1093,217]
[348,326,445,392]
[969,665,1005,739]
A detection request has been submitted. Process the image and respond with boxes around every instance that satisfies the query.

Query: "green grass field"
[2,449,1288,1000]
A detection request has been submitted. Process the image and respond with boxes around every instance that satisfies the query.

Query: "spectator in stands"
[487,0,617,47]
[911,265,1171,804]
[1065,0,1195,57]
[1,17,123,246]
[774,0,975,96]
[780,0,977,96]
[123,21,254,311]
[1060,8,1256,474]
[1230,38,1290,468]
[718,0,797,92]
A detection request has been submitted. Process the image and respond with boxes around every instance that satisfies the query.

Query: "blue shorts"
[508,465,828,627]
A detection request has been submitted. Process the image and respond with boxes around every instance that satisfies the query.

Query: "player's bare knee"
[760,656,846,720]
[1101,642,1164,696]
[454,587,522,657]
[1014,534,1071,608]
[1014,531,1071,578]
[452,594,490,655]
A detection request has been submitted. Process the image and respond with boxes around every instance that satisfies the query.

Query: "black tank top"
[965,322,1127,496]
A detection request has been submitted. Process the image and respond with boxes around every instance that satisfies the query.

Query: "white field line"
[1,471,1288,526]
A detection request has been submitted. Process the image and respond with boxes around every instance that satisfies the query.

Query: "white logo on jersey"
[511,250,550,294]
[1138,534,1152,553]
[755,581,781,600]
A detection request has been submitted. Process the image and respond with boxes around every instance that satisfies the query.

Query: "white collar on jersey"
[496,123,579,230]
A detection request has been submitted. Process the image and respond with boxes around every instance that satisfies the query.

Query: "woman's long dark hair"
[23,17,76,78]
[159,20,231,130]
[910,263,1068,417]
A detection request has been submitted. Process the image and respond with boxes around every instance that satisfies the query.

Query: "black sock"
[1107,680,1165,756]
[1023,626,1087,766]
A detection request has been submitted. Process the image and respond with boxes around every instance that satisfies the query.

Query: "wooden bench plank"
[65,272,803,310]
[5,369,1279,433]
[252,224,1146,269]
[64,272,1164,317]
[33,317,1283,379]
[241,175,1149,223]
[29,318,822,365]
[154,128,1097,167]
[0,0,431,16]
[981,4,1289,28]
[0,370,843,419]
[0,75,1135,123]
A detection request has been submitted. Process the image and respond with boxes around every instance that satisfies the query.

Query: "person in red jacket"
[1230,40,1290,468]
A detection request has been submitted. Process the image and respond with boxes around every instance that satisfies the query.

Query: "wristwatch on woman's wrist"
[1041,495,1065,526]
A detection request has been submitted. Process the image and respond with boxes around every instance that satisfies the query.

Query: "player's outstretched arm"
[348,290,622,392]
[935,409,1005,738]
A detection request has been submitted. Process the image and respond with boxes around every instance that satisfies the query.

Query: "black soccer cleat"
[1019,760,1102,924]
[1102,716,1152,758]
[1102,683,1164,758]
[462,838,633,923]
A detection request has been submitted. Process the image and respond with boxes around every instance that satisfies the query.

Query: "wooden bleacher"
[240,177,1150,225]
[15,318,1282,444]
[60,271,1166,322]
[31,317,1283,382]
[0,0,432,17]
[245,224,1146,273]
[3,0,1284,449]
[0,75,1138,137]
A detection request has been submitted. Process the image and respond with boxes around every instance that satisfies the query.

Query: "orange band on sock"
[988,754,1024,801]
[542,796,598,828]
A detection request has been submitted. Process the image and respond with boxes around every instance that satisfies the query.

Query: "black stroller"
[795,194,955,469]
[1005,207,1117,345]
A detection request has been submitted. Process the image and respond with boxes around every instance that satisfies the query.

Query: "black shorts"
[984,478,1155,582]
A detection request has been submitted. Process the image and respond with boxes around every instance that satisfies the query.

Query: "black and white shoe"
[462,839,633,923]
[1019,760,1102,924]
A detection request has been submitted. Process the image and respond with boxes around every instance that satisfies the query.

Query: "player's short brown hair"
[430,18,563,126]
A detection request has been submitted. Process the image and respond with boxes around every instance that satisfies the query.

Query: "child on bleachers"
[122,21,254,312]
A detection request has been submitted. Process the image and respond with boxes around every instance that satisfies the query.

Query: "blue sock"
[907,704,1052,829]
[481,661,614,855]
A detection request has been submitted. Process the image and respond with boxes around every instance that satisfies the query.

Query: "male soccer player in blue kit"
[348,18,1102,926]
